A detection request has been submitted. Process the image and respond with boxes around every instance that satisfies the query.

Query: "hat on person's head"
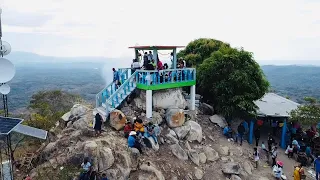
[276,161,283,167]
[129,131,137,136]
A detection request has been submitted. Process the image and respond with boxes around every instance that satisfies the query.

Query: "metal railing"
[135,68,196,86]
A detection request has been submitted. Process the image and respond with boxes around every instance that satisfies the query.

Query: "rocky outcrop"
[165,109,185,128]
[188,150,200,166]
[222,162,241,175]
[199,103,214,115]
[170,144,188,161]
[153,88,187,109]
[165,130,179,144]
[109,109,127,130]
[194,168,204,179]
[209,115,227,128]
[204,146,219,162]
[152,111,164,124]
[173,125,191,139]
[185,121,202,142]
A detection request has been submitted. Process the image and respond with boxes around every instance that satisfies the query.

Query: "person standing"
[271,146,278,167]
[112,68,121,90]
[293,163,305,180]
[253,147,260,169]
[237,123,245,146]
[131,59,140,74]
[94,113,103,136]
[254,127,261,147]
[268,133,275,152]
[148,51,153,61]
[315,156,320,180]
[143,52,149,68]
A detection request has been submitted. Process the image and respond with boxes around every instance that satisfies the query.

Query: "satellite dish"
[0,58,16,83]
[0,41,12,56]
[0,84,10,95]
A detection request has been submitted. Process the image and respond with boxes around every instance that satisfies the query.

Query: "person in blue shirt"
[101,173,109,180]
[112,68,121,90]
[79,157,91,180]
[128,131,143,154]
[223,124,233,139]
[315,155,320,180]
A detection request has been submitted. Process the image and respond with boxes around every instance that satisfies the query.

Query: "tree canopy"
[179,38,269,118]
[178,38,230,67]
[289,97,320,126]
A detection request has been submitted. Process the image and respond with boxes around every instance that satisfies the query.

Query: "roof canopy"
[255,93,300,117]
[128,45,185,50]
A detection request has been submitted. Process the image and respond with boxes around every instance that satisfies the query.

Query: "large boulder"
[188,150,200,166]
[165,109,185,128]
[70,104,88,117]
[153,88,187,109]
[204,146,219,162]
[165,130,179,144]
[199,103,214,115]
[173,125,191,139]
[132,97,146,111]
[185,121,202,142]
[221,162,241,175]
[61,112,71,121]
[152,111,164,124]
[140,162,165,180]
[98,147,115,170]
[209,115,227,128]
[109,109,127,130]
[170,144,188,160]
[194,168,204,180]
[145,137,160,151]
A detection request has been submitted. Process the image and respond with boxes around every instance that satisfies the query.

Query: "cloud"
[1,0,320,62]
[2,10,53,27]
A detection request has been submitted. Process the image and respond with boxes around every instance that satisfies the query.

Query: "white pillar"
[146,90,153,118]
[190,85,196,110]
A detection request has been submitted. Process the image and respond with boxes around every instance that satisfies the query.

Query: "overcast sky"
[0,0,320,63]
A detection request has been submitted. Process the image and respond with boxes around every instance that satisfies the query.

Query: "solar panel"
[0,116,23,135]
[13,124,47,140]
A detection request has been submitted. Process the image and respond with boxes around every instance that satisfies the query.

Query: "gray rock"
[140,162,165,180]
[173,125,191,139]
[219,146,229,156]
[165,132,179,144]
[221,162,241,175]
[209,115,227,128]
[152,111,164,124]
[153,88,187,109]
[165,108,185,128]
[170,144,188,160]
[243,161,253,175]
[70,104,88,117]
[194,168,204,180]
[188,150,200,166]
[199,153,207,164]
[61,111,71,121]
[231,175,242,180]
[146,137,159,151]
[185,121,202,142]
[133,97,146,111]
[204,146,219,162]
[199,103,214,115]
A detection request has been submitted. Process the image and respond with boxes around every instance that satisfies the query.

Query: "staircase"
[95,69,137,118]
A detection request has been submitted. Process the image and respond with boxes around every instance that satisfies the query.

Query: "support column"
[281,118,287,149]
[153,49,158,69]
[173,48,177,69]
[146,90,153,119]
[135,49,139,62]
[190,85,196,110]
[249,120,254,144]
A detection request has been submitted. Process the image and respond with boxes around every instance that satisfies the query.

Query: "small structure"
[248,93,300,148]
[96,45,196,119]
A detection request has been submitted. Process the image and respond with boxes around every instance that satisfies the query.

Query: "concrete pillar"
[190,85,196,110]
[281,118,287,149]
[146,90,152,119]
[249,120,254,144]
[173,48,177,69]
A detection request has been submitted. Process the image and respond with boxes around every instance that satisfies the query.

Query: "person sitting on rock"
[124,120,133,138]
[79,157,92,180]
[223,124,233,141]
[134,118,145,133]
[144,122,158,144]
[101,173,109,180]
[128,131,143,154]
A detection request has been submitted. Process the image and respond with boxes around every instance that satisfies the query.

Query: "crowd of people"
[124,117,161,154]
[222,119,320,179]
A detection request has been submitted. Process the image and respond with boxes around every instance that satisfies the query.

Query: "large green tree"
[178,38,230,67]
[289,97,320,126]
[197,46,269,118]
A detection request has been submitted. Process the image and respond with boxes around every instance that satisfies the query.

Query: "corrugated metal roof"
[255,93,300,117]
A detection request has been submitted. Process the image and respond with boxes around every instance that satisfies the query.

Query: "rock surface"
[188,150,200,166]
[153,88,187,109]
[221,162,241,175]
[109,109,127,130]
[173,125,191,139]
[199,152,207,164]
[165,108,185,128]
[199,103,214,115]
[194,168,204,180]
[204,146,219,162]
[185,120,202,142]
[170,144,188,161]
[209,115,227,128]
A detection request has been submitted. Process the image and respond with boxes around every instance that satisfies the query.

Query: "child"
[261,141,268,160]
[253,147,260,168]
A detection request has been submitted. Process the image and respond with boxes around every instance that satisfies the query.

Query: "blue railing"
[96,68,131,107]
[135,68,196,86]
[106,71,137,109]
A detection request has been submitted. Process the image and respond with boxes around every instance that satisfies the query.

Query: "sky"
[0,0,320,64]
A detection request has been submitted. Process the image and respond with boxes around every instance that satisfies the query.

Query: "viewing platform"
[95,45,196,119]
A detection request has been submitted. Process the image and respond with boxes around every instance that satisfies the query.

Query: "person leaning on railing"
[131,59,140,74]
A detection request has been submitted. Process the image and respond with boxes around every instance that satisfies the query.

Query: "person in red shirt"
[124,120,133,138]
[157,59,163,70]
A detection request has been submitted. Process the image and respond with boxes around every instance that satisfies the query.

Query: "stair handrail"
[106,71,137,109]
[96,68,130,107]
